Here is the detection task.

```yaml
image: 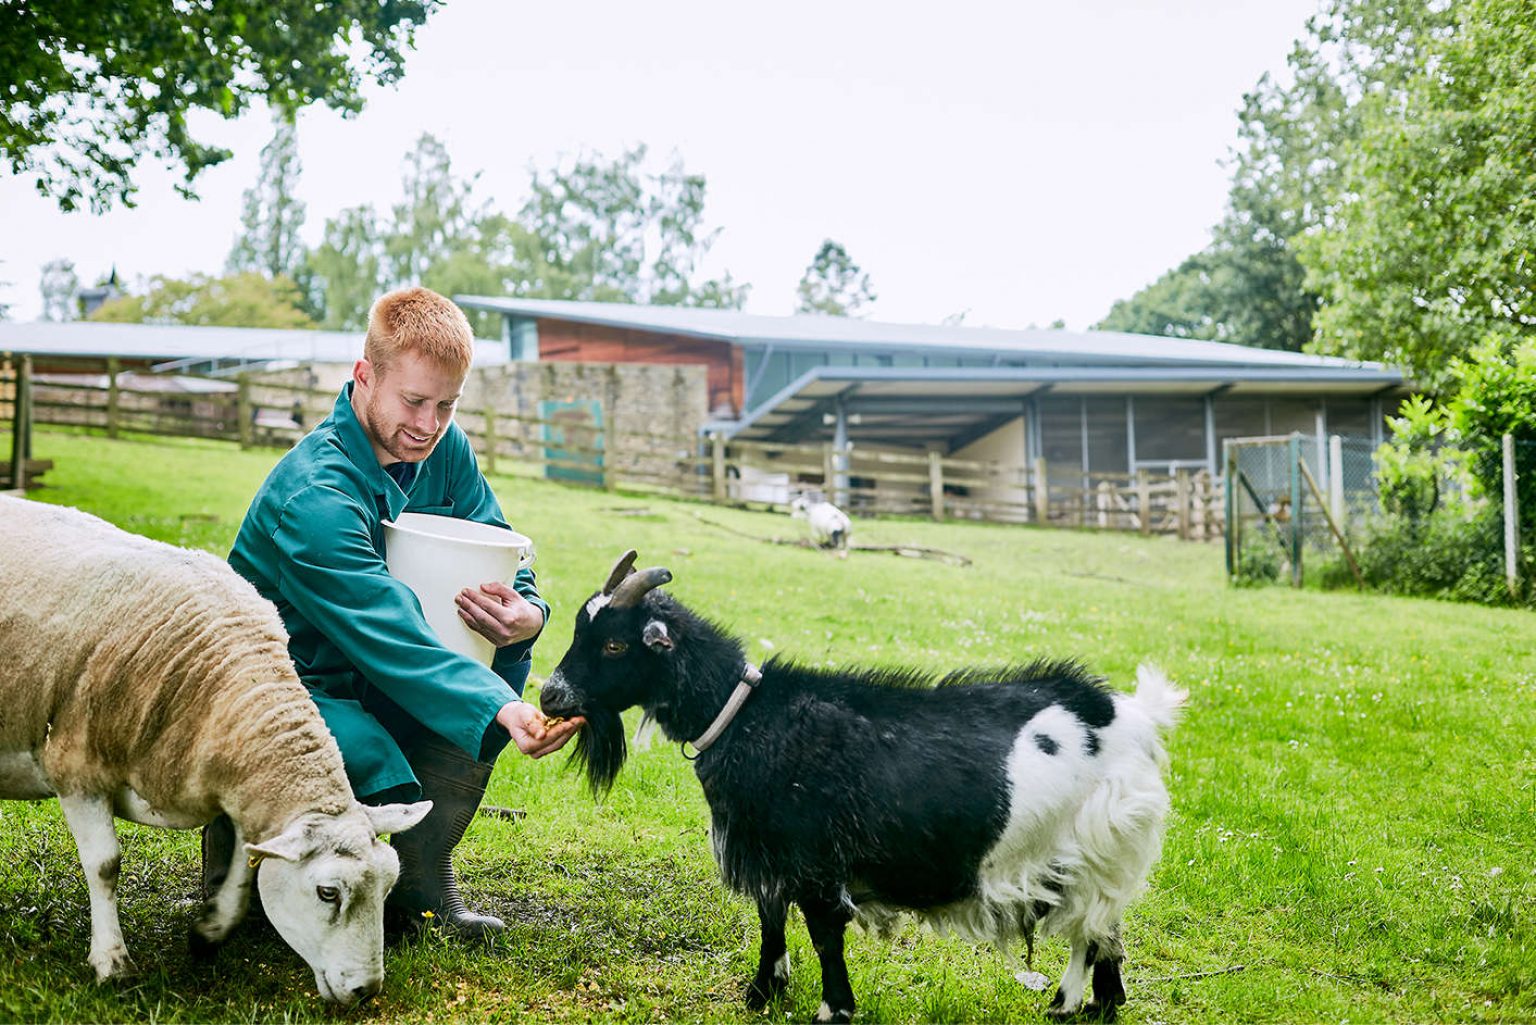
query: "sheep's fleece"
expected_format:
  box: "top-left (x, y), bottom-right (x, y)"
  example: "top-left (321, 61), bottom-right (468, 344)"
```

top-left (0, 496), bottom-right (428, 1005)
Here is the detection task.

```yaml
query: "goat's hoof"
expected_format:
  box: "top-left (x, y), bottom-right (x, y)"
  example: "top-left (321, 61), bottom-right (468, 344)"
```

top-left (1082, 1000), bottom-right (1119, 1023)
top-left (89, 947), bottom-right (134, 982)
top-left (188, 926), bottom-right (223, 963)
top-left (745, 978), bottom-right (784, 1010)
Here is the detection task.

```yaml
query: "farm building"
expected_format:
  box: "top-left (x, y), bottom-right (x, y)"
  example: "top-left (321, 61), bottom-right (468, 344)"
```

top-left (3, 306), bottom-right (1413, 532)
top-left (456, 297), bottom-right (1412, 514)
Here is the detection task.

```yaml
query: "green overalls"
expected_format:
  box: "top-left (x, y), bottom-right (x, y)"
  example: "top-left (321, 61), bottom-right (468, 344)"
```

top-left (229, 384), bottom-right (548, 801)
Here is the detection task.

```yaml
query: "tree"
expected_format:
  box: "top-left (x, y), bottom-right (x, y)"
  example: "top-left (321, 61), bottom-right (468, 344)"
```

top-left (517, 145), bottom-right (748, 308)
top-left (40, 258), bottom-right (80, 321)
top-left (1097, 0), bottom-right (1450, 351)
top-left (89, 273), bottom-right (314, 329)
top-left (795, 240), bottom-right (876, 317)
top-left (2, 0), bottom-right (438, 212)
top-left (1096, 229), bottom-right (1315, 348)
top-left (304, 140), bottom-right (749, 333)
top-left (306, 207), bottom-right (385, 331)
top-left (385, 134), bottom-right (482, 288)
top-left (1302, 0), bottom-right (1536, 389)
top-left (227, 121), bottom-right (308, 283)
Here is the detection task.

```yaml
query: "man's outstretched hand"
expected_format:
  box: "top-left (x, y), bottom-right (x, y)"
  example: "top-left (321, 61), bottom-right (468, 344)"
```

top-left (497, 700), bottom-right (583, 758)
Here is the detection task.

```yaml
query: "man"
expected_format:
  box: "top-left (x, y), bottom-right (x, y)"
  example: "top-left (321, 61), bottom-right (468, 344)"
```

top-left (219, 286), bottom-right (582, 939)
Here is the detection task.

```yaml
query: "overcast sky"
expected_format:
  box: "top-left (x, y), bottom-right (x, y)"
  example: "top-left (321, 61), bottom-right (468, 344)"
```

top-left (0, 0), bottom-right (1320, 331)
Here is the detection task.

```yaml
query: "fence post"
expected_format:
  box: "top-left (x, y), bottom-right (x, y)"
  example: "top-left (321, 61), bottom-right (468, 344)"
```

top-left (8, 356), bottom-right (31, 490)
top-left (482, 406), bottom-right (498, 476)
top-left (1033, 457), bottom-right (1049, 524)
top-left (236, 376), bottom-right (253, 450)
top-left (1176, 469), bottom-right (1191, 540)
top-left (1329, 434), bottom-right (1345, 527)
top-left (1504, 433), bottom-right (1520, 597)
top-left (712, 433), bottom-right (726, 503)
top-left (1224, 442), bottom-right (1237, 577)
top-left (1289, 433), bottom-right (1304, 587)
top-left (928, 450), bottom-right (944, 521)
top-left (106, 357), bottom-right (121, 439)
top-left (1138, 474), bottom-right (1152, 536)
top-left (1096, 480), bottom-right (1112, 528)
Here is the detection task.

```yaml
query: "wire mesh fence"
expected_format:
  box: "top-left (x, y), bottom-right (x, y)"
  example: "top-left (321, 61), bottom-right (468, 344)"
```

top-left (1224, 433), bottom-right (1375, 587)
top-left (1225, 430), bottom-right (1533, 603)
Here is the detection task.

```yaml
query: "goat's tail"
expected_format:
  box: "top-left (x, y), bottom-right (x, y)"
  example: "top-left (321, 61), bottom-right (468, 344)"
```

top-left (1127, 663), bottom-right (1186, 732)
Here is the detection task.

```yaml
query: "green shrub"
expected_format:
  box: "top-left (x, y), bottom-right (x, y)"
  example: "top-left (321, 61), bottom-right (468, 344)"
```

top-left (1233, 533), bottom-right (1284, 586)
top-left (1348, 505), bottom-right (1534, 606)
top-left (1443, 336), bottom-right (1536, 535)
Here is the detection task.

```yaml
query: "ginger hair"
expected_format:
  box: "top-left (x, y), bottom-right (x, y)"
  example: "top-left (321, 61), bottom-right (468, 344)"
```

top-left (364, 287), bottom-right (474, 377)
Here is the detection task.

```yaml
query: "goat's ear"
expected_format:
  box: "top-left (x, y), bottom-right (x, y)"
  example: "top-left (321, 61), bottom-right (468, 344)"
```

top-left (642, 619), bottom-right (673, 652)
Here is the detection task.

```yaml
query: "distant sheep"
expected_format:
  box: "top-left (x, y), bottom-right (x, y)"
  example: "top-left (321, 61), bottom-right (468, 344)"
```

top-left (541, 550), bottom-right (1184, 1023)
top-left (0, 496), bottom-right (430, 1005)
top-left (790, 493), bottom-right (851, 554)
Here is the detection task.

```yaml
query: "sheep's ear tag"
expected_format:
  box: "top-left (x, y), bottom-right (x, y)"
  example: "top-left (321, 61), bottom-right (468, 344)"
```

top-left (642, 619), bottom-right (673, 652)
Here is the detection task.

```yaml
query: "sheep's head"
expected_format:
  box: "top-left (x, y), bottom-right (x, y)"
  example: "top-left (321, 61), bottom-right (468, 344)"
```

top-left (541, 549), bottom-right (676, 795)
top-left (247, 800), bottom-right (430, 1005)
top-left (789, 494), bottom-right (811, 519)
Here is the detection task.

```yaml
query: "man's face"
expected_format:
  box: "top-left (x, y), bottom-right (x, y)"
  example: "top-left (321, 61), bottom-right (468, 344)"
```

top-left (353, 351), bottom-right (466, 465)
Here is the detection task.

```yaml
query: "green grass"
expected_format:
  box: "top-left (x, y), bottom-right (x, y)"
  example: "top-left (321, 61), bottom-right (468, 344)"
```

top-left (3, 426), bottom-right (1534, 1023)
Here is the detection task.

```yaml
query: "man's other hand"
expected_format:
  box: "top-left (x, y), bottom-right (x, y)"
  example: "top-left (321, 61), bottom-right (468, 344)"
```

top-left (457, 581), bottom-right (545, 647)
top-left (497, 700), bottom-right (584, 758)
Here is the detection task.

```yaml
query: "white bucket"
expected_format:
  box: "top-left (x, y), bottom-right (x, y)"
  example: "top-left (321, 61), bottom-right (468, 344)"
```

top-left (382, 512), bottom-right (535, 665)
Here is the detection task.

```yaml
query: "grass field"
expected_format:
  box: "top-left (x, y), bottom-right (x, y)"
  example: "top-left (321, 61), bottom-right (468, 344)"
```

top-left (2, 427), bottom-right (1533, 1023)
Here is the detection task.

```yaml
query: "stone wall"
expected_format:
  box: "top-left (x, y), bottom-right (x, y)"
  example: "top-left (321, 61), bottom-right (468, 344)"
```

top-left (248, 359), bottom-right (710, 487)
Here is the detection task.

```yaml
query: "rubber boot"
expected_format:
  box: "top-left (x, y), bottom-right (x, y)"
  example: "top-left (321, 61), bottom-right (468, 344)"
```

top-left (200, 814), bottom-right (265, 922)
top-left (385, 737), bottom-right (504, 941)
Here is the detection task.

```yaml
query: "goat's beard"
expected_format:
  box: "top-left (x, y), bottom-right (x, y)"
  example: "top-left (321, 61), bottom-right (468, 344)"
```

top-left (570, 707), bottom-right (628, 795)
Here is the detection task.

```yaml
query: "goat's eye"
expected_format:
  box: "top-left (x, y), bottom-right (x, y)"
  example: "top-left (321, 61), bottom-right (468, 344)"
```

top-left (317, 885), bottom-right (340, 904)
top-left (603, 639), bottom-right (628, 657)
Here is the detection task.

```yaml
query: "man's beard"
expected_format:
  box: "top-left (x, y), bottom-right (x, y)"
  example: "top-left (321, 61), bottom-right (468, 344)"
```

top-left (364, 394), bottom-right (440, 463)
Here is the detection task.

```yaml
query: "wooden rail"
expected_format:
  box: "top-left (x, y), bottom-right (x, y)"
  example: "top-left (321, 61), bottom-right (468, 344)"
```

top-left (1, 371), bottom-right (1224, 540)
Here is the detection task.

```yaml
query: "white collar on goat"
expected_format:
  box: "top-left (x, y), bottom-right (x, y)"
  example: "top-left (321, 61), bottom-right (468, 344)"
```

top-left (683, 663), bottom-right (762, 758)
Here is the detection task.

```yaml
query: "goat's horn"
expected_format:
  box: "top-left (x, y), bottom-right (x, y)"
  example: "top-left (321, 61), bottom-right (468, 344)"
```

top-left (608, 566), bottom-right (672, 609)
top-left (601, 550), bottom-right (639, 595)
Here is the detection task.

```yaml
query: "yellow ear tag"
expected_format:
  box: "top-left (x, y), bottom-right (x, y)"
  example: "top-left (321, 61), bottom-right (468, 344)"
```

top-left (248, 852), bottom-right (266, 869)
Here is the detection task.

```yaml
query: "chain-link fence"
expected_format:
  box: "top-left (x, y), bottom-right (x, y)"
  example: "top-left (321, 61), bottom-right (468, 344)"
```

top-left (1224, 433), bottom-right (1377, 586)
top-left (1226, 431), bottom-right (1534, 602)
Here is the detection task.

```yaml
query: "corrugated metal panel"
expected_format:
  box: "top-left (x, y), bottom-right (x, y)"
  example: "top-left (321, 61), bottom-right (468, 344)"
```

top-left (0, 321), bottom-right (508, 366)
top-left (456, 295), bottom-right (1400, 373)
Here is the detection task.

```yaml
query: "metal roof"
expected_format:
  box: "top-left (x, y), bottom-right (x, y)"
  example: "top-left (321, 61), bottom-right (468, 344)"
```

top-left (456, 296), bottom-right (1390, 372)
top-left (0, 321), bottom-right (508, 369)
top-left (710, 365), bottom-right (1411, 446)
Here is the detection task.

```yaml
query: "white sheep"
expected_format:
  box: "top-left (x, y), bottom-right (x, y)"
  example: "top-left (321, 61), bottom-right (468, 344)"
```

top-left (0, 496), bottom-right (430, 1005)
top-left (789, 493), bottom-right (852, 555)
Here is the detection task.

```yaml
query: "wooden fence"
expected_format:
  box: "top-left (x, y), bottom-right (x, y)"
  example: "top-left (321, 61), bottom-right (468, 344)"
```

top-left (0, 367), bottom-right (1223, 540)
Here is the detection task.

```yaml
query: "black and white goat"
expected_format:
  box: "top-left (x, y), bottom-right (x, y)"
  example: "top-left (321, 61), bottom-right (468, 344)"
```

top-left (540, 551), bottom-right (1184, 1023)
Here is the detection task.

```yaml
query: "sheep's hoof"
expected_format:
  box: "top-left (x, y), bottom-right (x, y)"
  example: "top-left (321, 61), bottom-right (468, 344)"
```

top-left (813, 1002), bottom-right (853, 1023)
